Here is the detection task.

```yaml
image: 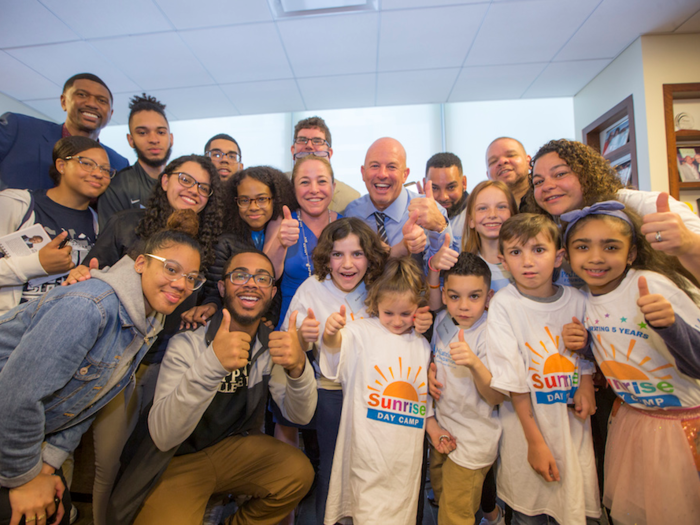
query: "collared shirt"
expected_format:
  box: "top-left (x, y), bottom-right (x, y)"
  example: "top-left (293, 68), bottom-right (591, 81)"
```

top-left (344, 188), bottom-right (451, 262)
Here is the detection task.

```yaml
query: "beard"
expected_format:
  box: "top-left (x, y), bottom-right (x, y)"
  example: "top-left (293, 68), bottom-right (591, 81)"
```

top-left (134, 143), bottom-right (172, 169)
top-left (224, 292), bottom-right (272, 327)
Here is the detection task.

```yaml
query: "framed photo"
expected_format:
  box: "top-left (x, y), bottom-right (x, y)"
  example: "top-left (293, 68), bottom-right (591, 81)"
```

top-left (610, 154), bottom-right (632, 186)
top-left (601, 116), bottom-right (630, 156)
top-left (677, 145), bottom-right (700, 182)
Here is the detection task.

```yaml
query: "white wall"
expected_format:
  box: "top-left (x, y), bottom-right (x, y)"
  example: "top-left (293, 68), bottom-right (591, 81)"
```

top-left (0, 91), bottom-right (52, 120)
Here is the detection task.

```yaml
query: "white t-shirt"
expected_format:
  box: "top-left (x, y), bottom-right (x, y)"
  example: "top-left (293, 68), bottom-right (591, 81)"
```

top-left (616, 188), bottom-right (700, 235)
top-left (431, 310), bottom-right (501, 469)
top-left (480, 255), bottom-right (512, 293)
top-left (488, 284), bottom-right (600, 524)
top-left (282, 276), bottom-right (369, 390)
top-left (319, 317), bottom-right (431, 525)
top-left (584, 268), bottom-right (700, 410)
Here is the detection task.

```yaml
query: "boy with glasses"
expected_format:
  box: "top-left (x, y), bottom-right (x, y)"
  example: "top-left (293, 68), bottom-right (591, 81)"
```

top-left (204, 133), bottom-right (243, 182)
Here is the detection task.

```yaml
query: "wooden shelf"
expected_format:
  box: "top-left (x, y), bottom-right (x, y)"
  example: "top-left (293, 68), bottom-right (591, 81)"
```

top-left (679, 181), bottom-right (700, 189)
top-left (676, 129), bottom-right (700, 142)
top-left (663, 83), bottom-right (700, 201)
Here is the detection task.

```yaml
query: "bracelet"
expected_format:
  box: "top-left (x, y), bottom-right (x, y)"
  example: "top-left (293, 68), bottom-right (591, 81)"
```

top-left (428, 256), bottom-right (438, 273)
top-left (429, 283), bottom-right (441, 289)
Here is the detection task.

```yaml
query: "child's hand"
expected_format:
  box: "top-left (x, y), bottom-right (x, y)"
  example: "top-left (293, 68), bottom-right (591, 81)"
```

top-left (562, 317), bottom-right (588, 351)
top-left (299, 308), bottom-right (320, 344)
top-left (324, 305), bottom-right (346, 338)
top-left (573, 375), bottom-right (596, 421)
top-left (413, 305), bottom-right (433, 334)
top-left (426, 416), bottom-right (457, 454)
top-left (402, 211), bottom-right (428, 254)
top-left (61, 258), bottom-right (98, 286)
top-left (428, 362), bottom-right (443, 400)
top-left (637, 276), bottom-right (675, 328)
top-left (278, 205), bottom-right (300, 248)
top-left (430, 233), bottom-right (459, 272)
top-left (449, 330), bottom-right (478, 368)
top-left (528, 441), bottom-right (560, 482)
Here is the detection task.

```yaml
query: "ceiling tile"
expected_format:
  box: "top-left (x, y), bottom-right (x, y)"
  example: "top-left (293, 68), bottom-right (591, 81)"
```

top-left (152, 0), bottom-right (273, 30)
top-left (523, 59), bottom-right (611, 98)
top-left (38, 0), bottom-right (173, 39)
top-left (557, 0), bottom-right (700, 60)
top-left (7, 42), bottom-right (141, 94)
top-left (381, 0), bottom-right (484, 8)
top-left (675, 8), bottom-right (700, 33)
top-left (90, 33), bottom-right (215, 90)
top-left (464, 0), bottom-right (599, 66)
top-left (181, 23), bottom-right (293, 83)
top-left (0, 0), bottom-right (78, 48)
top-left (220, 79), bottom-right (305, 115)
top-left (377, 68), bottom-right (460, 106)
top-left (278, 12), bottom-right (378, 77)
top-left (297, 73), bottom-right (375, 110)
top-left (378, 4), bottom-right (488, 71)
top-left (148, 85), bottom-right (239, 120)
top-left (0, 51), bottom-right (60, 100)
top-left (449, 63), bottom-right (547, 102)
top-left (19, 98), bottom-right (65, 123)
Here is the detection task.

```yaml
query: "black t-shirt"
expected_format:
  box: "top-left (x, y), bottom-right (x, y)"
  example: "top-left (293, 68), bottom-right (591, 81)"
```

top-left (21, 190), bottom-right (97, 302)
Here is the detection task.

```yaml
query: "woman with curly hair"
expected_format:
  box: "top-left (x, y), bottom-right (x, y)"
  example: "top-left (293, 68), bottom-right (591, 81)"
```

top-left (523, 138), bottom-right (700, 280)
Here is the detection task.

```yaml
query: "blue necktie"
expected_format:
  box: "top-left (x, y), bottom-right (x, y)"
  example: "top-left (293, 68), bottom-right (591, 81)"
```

top-left (374, 212), bottom-right (389, 244)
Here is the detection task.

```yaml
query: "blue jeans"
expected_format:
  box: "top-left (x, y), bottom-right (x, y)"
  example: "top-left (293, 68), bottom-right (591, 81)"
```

top-left (315, 389), bottom-right (343, 525)
top-left (512, 510), bottom-right (601, 525)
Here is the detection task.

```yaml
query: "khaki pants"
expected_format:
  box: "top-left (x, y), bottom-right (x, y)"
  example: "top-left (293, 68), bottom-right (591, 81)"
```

top-left (430, 445), bottom-right (491, 525)
top-left (133, 433), bottom-right (314, 525)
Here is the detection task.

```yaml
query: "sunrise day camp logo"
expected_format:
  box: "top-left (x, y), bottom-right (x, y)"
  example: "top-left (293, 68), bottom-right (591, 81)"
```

top-left (594, 334), bottom-right (681, 408)
top-left (528, 327), bottom-right (579, 405)
top-left (367, 357), bottom-right (428, 429)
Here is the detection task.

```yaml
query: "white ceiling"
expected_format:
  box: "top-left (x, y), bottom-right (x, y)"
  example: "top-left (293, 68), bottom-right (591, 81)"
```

top-left (1, 0), bottom-right (699, 125)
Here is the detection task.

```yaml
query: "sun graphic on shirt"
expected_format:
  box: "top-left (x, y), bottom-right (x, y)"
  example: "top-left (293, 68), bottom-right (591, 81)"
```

top-left (367, 357), bottom-right (427, 402)
top-left (594, 333), bottom-right (673, 381)
top-left (527, 326), bottom-right (576, 374)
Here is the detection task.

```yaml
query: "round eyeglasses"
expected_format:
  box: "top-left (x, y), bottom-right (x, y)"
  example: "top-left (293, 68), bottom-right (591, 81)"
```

top-left (235, 196), bottom-right (272, 209)
top-left (169, 172), bottom-right (213, 197)
top-left (64, 156), bottom-right (116, 178)
top-left (224, 271), bottom-right (274, 288)
top-left (145, 254), bottom-right (206, 291)
top-left (294, 137), bottom-right (330, 148)
top-left (206, 149), bottom-right (241, 162)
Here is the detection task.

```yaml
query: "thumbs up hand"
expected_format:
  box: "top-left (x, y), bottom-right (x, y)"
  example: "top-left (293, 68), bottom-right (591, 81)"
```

top-left (430, 233), bottom-right (458, 272)
top-left (449, 330), bottom-right (478, 368)
top-left (269, 310), bottom-right (306, 377)
top-left (408, 181), bottom-right (448, 232)
top-left (637, 275), bottom-right (675, 328)
top-left (212, 309), bottom-right (252, 372)
top-left (299, 308), bottom-right (321, 345)
top-left (563, 316), bottom-right (588, 352)
top-left (323, 305), bottom-right (346, 349)
top-left (640, 192), bottom-right (695, 258)
top-left (401, 211), bottom-right (427, 254)
top-left (278, 205), bottom-right (300, 248)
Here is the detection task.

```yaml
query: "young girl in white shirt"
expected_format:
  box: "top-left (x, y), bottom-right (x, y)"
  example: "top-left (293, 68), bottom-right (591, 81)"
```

top-left (562, 200), bottom-right (700, 525)
top-left (320, 256), bottom-right (447, 525)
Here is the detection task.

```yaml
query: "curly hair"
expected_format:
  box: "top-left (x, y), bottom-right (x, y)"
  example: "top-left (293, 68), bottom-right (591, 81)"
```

top-left (222, 166), bottom-right (297, 237)
top-left (142, 209), bottom-right (201, 256)
top-left (135, 155), bottom-right (224, 268)
top-left (462, 180), bottom-right (518, 254)
top-left (563, 203), bottom-right (700, 303)
top-left (365, 257), bottom-right (428, 317)
top-left (128, 93), bottom-right (167, 124)
top-left (312, 218), bottom-right (389, 287)
top-left (522, 139), bottom-right (625, 216)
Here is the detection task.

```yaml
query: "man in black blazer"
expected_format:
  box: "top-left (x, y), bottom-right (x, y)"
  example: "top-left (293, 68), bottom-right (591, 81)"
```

top-left (0, 72), bottom-right (128, 191)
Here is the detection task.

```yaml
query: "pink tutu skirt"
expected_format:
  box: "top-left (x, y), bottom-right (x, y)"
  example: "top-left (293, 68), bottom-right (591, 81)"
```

top-left (604, 401), bottom-right (700, 525)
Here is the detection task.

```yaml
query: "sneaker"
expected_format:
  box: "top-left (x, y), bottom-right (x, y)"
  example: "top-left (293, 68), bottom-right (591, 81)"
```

top-left (479, 505), bottom-right (505, 525)
top-left (69, 505), bottom-right (79, 525)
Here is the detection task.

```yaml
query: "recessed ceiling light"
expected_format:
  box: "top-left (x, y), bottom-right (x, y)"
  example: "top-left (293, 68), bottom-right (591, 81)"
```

top-left (281, 0), bottom-right (366, 12)
top-left (269, 0), bottom-right (377, 18)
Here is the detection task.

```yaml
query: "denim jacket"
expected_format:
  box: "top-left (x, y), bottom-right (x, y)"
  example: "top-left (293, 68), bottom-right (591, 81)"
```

top-left (0, 256), bottom-right (163, 488)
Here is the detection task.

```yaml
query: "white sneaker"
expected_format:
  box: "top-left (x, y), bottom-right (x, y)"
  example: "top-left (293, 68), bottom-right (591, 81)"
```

top-left (479, 505), bottom-right (505, 525)
top-left (69, 505), bottom-right (79, 525)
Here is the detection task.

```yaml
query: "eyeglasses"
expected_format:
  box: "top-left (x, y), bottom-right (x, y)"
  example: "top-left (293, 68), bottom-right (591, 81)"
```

top-left (145, 254), bottom-right (206, 291)
top-left (293, 150), bottom-right (330, 161)
top-left (236, 196), bottom-right (272, 209)
top-left (169, 172), bottom-right (213, 197)
top-left (64, 156), bottom-right (116, 178)
top-left (294, 137), bottom-right (330, 148)
top-left (225, 271), bottom-right (274, 288)
top-left (206, 149), bottom-right (241, 162)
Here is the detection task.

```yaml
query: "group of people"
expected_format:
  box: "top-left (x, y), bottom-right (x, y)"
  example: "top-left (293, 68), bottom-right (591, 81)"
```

top-left (0, 72), bottom-right (699, 525)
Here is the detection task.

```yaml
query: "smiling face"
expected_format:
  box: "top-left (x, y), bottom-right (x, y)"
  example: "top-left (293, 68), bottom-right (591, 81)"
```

top-left (294, 158), bottom-right (335, 218)
top-left (237, 176), bottom-right (273, 231)
top-left (486, 138), bottom-right (530, 189)
top-left (468, 185), bottom-right (512, 241)
top-left (442, 274), bottom-right (492, 330)
top-left (56, 147), bottom-right (111, 200)
top-left (161, 161), bottom-right (211, 214)
top-left (427, 165), bottom-right (465, 212)
top-left (218, 252), bottom-right (277, 326)
top-left (532, 152), bottom-right (584, 217)
top-left (567, 216), bottom-right (636, 295)
top-left (377, 291), bottom-right (419, 335)
top-left (128, 110), bottom-right (173, 168)
top-left (136, 243), bottom-right (201, 316)
top-left (329, 233), bottom-right (368, 293)
top-left (500, 232), bottom-right (564, 298)
top-left (61, 79), bottom-right (113, 134)
top-left (361, 138), bottom-right (410, 211)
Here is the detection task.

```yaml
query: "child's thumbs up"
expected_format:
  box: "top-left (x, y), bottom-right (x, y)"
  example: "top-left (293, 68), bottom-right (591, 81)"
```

top-left (339, 304), bottom-right (346, 320)
top-left (638, 275), bottom-right (650, 297)
top-left (637, 275), bottom-right (675, 328)
top-left (562, 316), bottom-right (588, 352)
top-left (402, 210), bottom-right (418, 236)
top-left (458, 329), bottom-right (465, 342)
top-left (442, 233), bottom-right (451, 249)
top-left (299, 307), bottom-right (320, 344)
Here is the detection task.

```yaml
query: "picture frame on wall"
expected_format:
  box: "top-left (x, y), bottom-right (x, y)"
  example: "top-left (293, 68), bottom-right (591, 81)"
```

top-left (610, 153), bottom-right (632, 186)
top-left (677, 145), bottom-right (700, 182)
top-left (601, 116), bottom-right (630, 156)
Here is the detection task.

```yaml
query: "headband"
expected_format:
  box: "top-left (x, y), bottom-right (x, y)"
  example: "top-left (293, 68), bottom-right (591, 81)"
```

top-left (561, 200), bottom-right (634, 244)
